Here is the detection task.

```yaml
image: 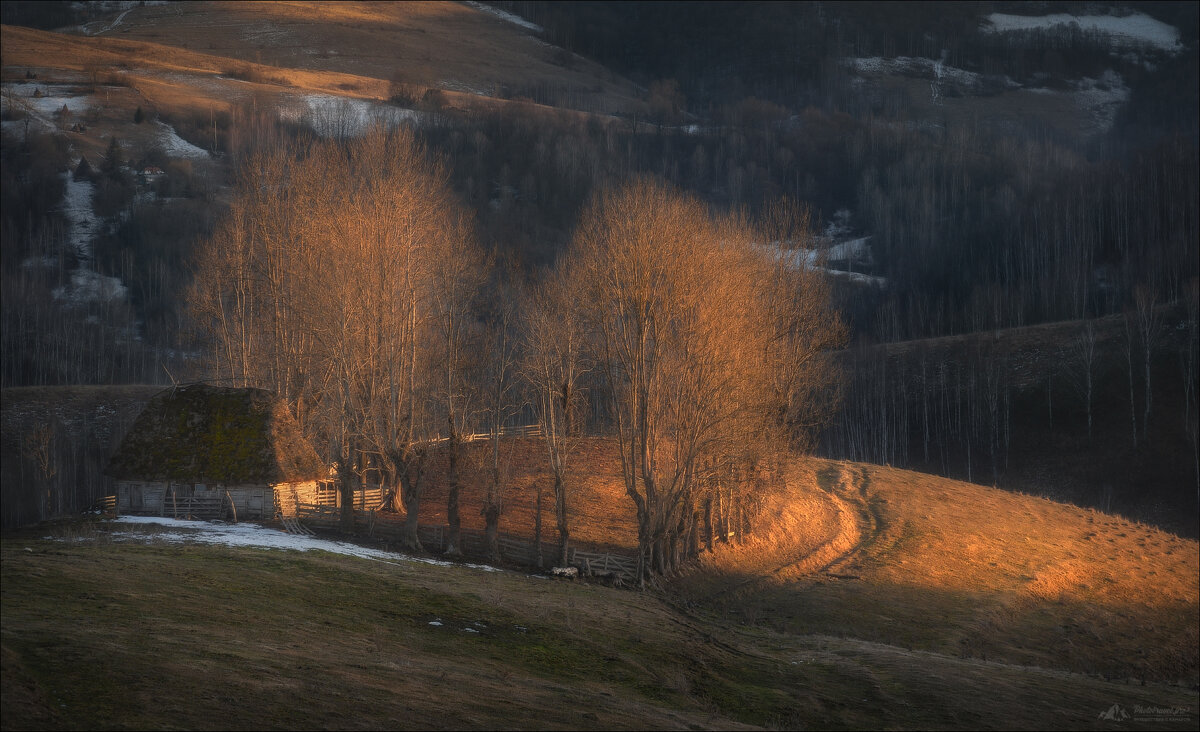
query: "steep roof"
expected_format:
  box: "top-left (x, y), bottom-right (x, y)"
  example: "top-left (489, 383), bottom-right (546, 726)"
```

top-left (107, 385), bottom-right (323, 484)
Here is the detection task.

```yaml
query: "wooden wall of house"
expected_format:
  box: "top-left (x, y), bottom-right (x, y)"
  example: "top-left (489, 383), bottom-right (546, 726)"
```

top-left (274, 480), bottom-right (329, 517)
top-left (115, 479), bottom-right (387, 521)
top-left (116, 481), bottom-right (278, 520)
top-left (273, 481), bottom-right (388, 516)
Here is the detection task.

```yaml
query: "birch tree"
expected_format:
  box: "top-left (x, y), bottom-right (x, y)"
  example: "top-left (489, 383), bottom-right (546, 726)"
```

top-left (565, 178), bottom-right (843, 582)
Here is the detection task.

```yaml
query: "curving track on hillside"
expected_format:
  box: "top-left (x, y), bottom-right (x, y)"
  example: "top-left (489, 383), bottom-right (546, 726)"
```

top-left (675, 462), bottom-right (878, 605)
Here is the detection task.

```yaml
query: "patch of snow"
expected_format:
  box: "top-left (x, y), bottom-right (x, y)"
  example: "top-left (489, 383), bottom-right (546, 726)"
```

top-left (1064, 69), bottom-right (1130, 132)
top-left (154, 120), bottom-right (209, 159)
top-left (58, 173), bottom-right (101, 261)
top-left (93, 5), bottom-right (134, 34)
top-left (3, 83), bottom-right (93, 124)
top-left (107, 516), bottom-right (502, 571)
top-left (438, 80), bottom-right (493, 96)
top-left (428, 620), bottom-right (444, 626)
top-left (52, 269), bottom-right (128, 304)
top-left (824, 209), bottom-right (854, 239)
top-left (842, 56), bottom-right (1018, 96)
top-left (287, 95), bottom-right (427, 138)
top-left (982, 12), bottom-right (1183, 54)
top-left (465, 1), bottom-right (543, 33)
top-left (754, 239), bottom-right (886, 287)
top-left (826, 236), bottom-right (874, 264)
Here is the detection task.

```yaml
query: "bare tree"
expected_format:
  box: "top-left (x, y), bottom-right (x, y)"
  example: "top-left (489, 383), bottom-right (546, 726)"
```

top-left (1122, 311), bottom-right (1139, 449)
top-left (565, 179), bottom-right (843, 582)
top-left (478, 282), bottom-right (520, 563)
top-left (1134, 284), bottom-right (1163, 441)
top-left (23, 421), bottom-right (59, 519)
top-left (188, 127), bottom-right (479, 552)
top-left (520, 268), bottom-right (589, 567)
top-left (1064, 321), bottom-right (1099, 439)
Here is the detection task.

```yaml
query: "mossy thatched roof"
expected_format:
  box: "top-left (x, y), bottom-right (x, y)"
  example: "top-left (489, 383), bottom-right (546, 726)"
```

top-left (107, 385), bottom-right (323, 484)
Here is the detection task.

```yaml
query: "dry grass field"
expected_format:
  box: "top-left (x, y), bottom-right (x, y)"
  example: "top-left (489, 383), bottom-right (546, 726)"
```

top-left (672, 458), bottom-right (1200, 686)
top-left (2, 0), bottom-right (644, 123)
top-left (419, 437), bottom-right (1198, 685)
top-left (417, 437), bottom-right (640, 554)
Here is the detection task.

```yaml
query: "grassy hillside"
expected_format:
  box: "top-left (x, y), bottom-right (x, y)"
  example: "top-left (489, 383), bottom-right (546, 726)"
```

top-left (672, 459), bottom-right (1199, 686)
top-left (3, 509), bottom-right (1197, 731)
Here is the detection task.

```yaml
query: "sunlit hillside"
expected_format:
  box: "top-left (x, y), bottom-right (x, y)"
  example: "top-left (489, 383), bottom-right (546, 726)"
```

top-left (672, 458), bottom-right (1200, 684)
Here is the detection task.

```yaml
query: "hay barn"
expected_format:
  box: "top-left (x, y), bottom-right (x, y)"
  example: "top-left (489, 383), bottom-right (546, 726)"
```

top-left (107, 385), bottom-right (327, 520)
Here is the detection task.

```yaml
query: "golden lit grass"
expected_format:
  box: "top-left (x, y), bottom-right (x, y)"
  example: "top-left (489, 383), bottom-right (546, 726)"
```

top-left (677, 458), bottom-right (1200, 684)
top-left (1, 24), bottom-right (390, 101)
top-left (4, 522), bottom-right (1197, 730)
top-left (67, 1), bottom-right (645, 116)
top-left (3, 11), bottom-right (640, 151)
top-left (419, 437), bottom-right (640, 554)
top-left (670, 459), bottom-right (859, 600)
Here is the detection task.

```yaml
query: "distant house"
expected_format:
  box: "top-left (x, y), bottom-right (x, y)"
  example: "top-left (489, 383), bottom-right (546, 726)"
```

top-left (107, 385), bottom-right (326, 521)
top-left (138, 166), bottom-right (165, 184)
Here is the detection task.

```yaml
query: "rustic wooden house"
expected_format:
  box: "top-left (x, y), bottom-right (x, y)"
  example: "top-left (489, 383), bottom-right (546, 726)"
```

top-left (106, 385), bottom-right (326, 520)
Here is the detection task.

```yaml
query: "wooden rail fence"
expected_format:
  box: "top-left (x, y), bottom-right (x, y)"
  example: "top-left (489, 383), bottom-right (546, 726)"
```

top-left (291, 503), bottom-right (636, 581)
top-left (93, 495), bottom-right (117, 515)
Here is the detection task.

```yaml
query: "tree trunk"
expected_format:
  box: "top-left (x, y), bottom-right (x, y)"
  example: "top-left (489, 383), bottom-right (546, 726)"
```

top-left (483, 499), bottom-right (501, 563)
top-left (554, 472), bottom-right (570, 567)
top-left (703, 495), bottom-right (714, 552)
top-left (445, 432), bottom-right (462, 557)
top-left (395, 449), bottom-right (425, 552)
top-left (534, 481), bottom-right (544, 569)
top-left (338, 459), bottom-right (357, 534)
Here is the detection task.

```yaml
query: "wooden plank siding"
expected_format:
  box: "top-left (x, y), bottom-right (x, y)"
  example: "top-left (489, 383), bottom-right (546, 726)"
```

top-left (116, 480), bottom-right (280, 521)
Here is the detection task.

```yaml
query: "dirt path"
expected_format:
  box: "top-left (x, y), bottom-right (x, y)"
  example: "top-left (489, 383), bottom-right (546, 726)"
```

top-left (669, 461), bottom-right (877, 605)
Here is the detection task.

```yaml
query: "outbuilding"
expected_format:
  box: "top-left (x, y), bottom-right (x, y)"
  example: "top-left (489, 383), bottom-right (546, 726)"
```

top-left (107, 385), bottom-right (326, 520)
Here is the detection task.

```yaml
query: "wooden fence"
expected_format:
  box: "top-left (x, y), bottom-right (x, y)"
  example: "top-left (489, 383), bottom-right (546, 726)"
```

top-left (569, 548), bottom-right (638, 580)
top-left (93, 495), bottom-right (117, 515)
top-left (292, 503), bottom-right (636, 581)
top-left (421, 423), bottom-right (543, 445)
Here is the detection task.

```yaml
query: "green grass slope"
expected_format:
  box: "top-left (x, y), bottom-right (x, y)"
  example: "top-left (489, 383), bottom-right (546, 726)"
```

top-left (3, 508), bottom-right (1196, 730)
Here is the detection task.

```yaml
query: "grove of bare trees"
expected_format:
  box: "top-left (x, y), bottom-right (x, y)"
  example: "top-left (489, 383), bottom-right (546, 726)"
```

top-left (188, 126), bottom-right (486, 550)
top-left (559, 179), bottom-right (844, 581)
top-left (185, 128), bottom-right (844, 582)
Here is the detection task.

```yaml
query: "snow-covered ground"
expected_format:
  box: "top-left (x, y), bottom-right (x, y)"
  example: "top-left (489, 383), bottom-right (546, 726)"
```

top-left (1, 83), bottom-right (92, 133)
top-left (845, 56), bottom-right (1011, 89)
top-left (983, 12), bottom-right (1183, 54)
top-left (1070, 69), bottom-right (1130, 131)
top-left (1023, 69), bottom-right (1130, 132)
top-left (103, 516), bottom-right (502, 572)
top-left (281, 94), bottom-right (426, 138)
top-left (756, 237), bottom-right (886, 287)
top-left (58, 173), bottom-right (102, 261)
top-left (465, 1), bottom-right (543, 33)
top-left (50, 171), bottom-right (134, 305)
top-left (154, 120), bottom-right (210, 159)
top-left (52, 268), bottom-right (129, 304)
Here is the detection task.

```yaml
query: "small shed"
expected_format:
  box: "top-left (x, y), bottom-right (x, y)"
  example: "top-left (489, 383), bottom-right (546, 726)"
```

top-left (106, 385), bottom-right (325, 520)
